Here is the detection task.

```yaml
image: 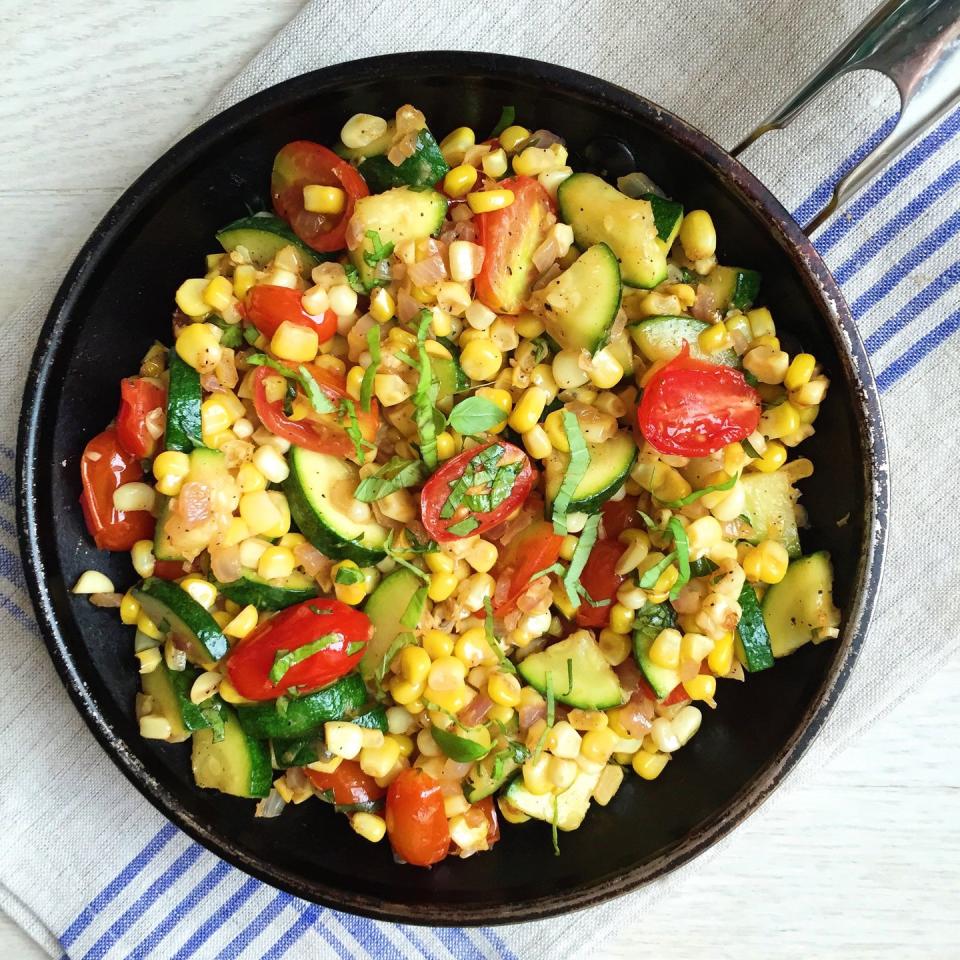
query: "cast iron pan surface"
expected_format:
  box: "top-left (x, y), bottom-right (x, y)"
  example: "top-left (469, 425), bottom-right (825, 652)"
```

top-left (17, 53), bottom-right (887, 924)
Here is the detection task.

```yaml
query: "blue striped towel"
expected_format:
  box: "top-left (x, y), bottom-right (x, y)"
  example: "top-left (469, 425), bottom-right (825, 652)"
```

top-left (1, 1), bottom-right (958, 957)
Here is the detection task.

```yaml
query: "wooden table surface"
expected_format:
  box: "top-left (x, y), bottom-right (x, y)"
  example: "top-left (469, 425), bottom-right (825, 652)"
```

top-left (2, 3), bottom-right (958, 957)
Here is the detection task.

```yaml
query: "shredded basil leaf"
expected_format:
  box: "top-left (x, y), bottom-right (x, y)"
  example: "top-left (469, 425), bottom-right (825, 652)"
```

top-left (666, 516), bottom-right (690, 600)
top-left (741, 438), bottom-right (761, 459)
top-left (562, 512), bottom-right (601, 608)
top-left (529, 561), bottom-right (566, 581)
top-left (484, 596), bottom-right (516, 675)
top-left (269, 634), bottom-right (340, 685)
top-left (447, 517), bottom-right (480, 536)
top-left (344, 263), bottom-right (366, 293)
top-left (308, 604), bottom-right (331, 615)
top-left (638, 551), bottom-right (677, 589)
top-left (375, 631), bottom-right (416, 688)
top-left (689, 556), bottom-right (718, 578)
top-left (658, 472), bottom-right (738, 508)
top-left (552, 412), bottom-right (590, 534)
top-left (275, 695), bottom-right (290, 716)
top-left (338, 397), bottom-right (370, 463)
top-left (577, 583), bottom-right (610, 607)
top-left (246, 354), bottom-right (336, 414)
top-left (345, 641), bottom-right (365, 656)
top-left (334, 565), bottom-right (364, 586)
top-left (400, 586), bottom-right (428, 629)
top-left (360, 326), bottom-right (381, 413)
top-left (363, 229), bottom-right (395, 269)
top-left (489, 105), bottom-right (516, 139)
top-left (354, 456), bottom-right (424, 503)
top-left (384, 531), bottom-right (431, 583)
top-left (551, 797), bottom-right (561, 856)
top-left (242, 324), bottom-right (261, 346)
top-left (448, 395), bottom-right (510, 435)
top-left (410, 310), bottom-right (440, 468)
top-left (565, 657), bottom-right (574, 697)
top-left (533, 672), bottom-right (556, 761)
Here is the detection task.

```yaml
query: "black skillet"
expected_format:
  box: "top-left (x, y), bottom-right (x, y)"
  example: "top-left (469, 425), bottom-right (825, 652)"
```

top-left (17, 43), bottom-right (908, 923)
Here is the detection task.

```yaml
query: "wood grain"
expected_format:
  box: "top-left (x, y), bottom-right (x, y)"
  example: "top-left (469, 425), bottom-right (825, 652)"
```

top-left (2, 3), bottom-right (958, 958)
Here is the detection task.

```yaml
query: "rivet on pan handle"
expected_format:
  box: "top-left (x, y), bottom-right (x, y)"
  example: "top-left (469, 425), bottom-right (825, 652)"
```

top-left (730, 0), bottom-right (960, 236)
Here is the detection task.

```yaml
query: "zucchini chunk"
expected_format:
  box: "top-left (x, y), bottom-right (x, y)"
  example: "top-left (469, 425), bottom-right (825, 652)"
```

top-left (700, 265), bottom-right (761, 312)
top-left (629, 315), bottom-right (739, 368)
top-left (545, 431), bottom-right (637, 515)
top-left (762, 552), bottom-right (840, 658)
top-left (165, 350), bottom-right (202, 453)
top-left (355, 129), bottom-right (449, 192)
top-left (132, 577), bottom-right (228, 665)
top-left (632, 601), bottom-right (680, 699)
top-left (518, 632), bottom-right (624, 710)
top-left (505, 766), bottom-right (602, 831)
top-left (643, 193), bottom-right (684, 250)
top-left (740, 471), bottom-right (802, 559)
top-left (216, 214), bottom-right (322, 271)
top-left (214, 569), bottom-right (318, 611)
top-left (153, 495), bottom-right (183, 564)
top-left (192, 704), bottom-right (273, 799)
top-left (361, 568), bottom-right (428, 685)
top-left (735, 583), bottom-right (775, 672)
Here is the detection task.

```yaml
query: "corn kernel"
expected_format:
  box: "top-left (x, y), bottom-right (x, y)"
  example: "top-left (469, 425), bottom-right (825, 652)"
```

top-left (368, 286), bottom-right (395, 324)
top-left (136, 612), bottom-right (163, 641)
top-left (232, 264), bottom-right (257, 299)
top-left (498, 125), bottom-right (531, 153)
top-left (422, 629), bottom-right (454, 659)
top-left (708, 631), bottom-right (735, 675)
top-left (224, 604), bottom-right (258, 639)
top-left (303, 184), bottom-right (346, 214)
top-left (325, 721), bottom-right (364, 760)
top-left (239, 490), bottom-right (282, 536)
top-left (759, 402), bottom-right (801, 439)
top-left (425, 553), bottom-right (455, 575)
top-left (698, 322), bottom-right (733, 355)
top-left (632, 749), bottom-right (670, 780)
top-left (682, 674), bottom-right (717, 702)
top-left (598, 629), bottom-right (631, 666)
top-left (608, 603), bottom-right (635, 635)
top-left (152, 451), bottom-right (191, 497)
top-left (743, 540), bottom-right (789, 584)
top-left (678, 210), bottom-right (716, 261)
top-left (443, 163), bottom-right (479, 198)
top-left (509, 386), bottom-right (548, 433)
top-left (581, 727), bottom-right (618, 764)
top-left (175, 278), bottom-right (211, 317)
top-left (175, 323), bottom-right (221, 372)
top-left (257, 546), bottom-right (295, 581)
top-left (131, 540), bottom-right (156, 579)
top-left (481, 148), bottom-right (508, 178)
top-left (586, 347), bottom-right (624, 389)
top-left (466, 189), bottom-right (514, 214)
top-left (359, 736), bottom-right (402, 779)
top-left (465, 540), bottom-right (498, 574)
top-left (180, 576), bottom-right (218, 610)
top-left (460, 338), bottom-right (503, 381)
top-left (271, 320), bottom-right (318, 363)
top-left (439, 126), bottom-right (476, 165)
top-left (522, 755), bottom-right (552, 795)
top-left (120, 591), bottom-right (141, 626)
top-left (428, 571), bottom-right (458, 602)
top-left (398, 645), bottom-right (432, 686)
top-left (746, 307), bottom-right (776, 339)
top-left (648, 628), bottom-right (681, 670)
top-left (680, 632), bottom-right (714, 665)
top-left (784, 353), bottom-right (816, 391)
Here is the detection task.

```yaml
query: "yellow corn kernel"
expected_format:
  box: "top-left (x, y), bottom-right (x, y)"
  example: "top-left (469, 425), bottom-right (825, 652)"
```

top-left (152, 450), bottom-right (191, 497)
top-left (175, 323), bottom-right (221, 372)
top-left (454, 627), bottom-right (494, 668)
top-left (131, 540), bottom-right (156, 579)
top-left (680, 632), bottom-right (714, 665)
top-left (746, 307), bottom-right (776, 339)
top-left (460, 338), bottom-right (503, 381)
top-left (648, 628), bottom-right (682, 670)
top-left (698, 322), bottom-right (733, 355)
top-left (389, 676), bottom-right (425, 706)
top-left (519, 424), bottom-right (550, 460)
top-left (428, 655), bottom-right (468, 691)
top-left (303, 184), bottom-right (346, 214)
top-left (201, 396), bottom-right (237, 439)
top-left (120, 591), bottom-right (141, 626)
top-left (343, 365), bottom-right (364, 401)
top-left (743, 540), bottom-right (789, 584)
top-left (498, 125), bottom-right (531, 153)
top-left (682, 673), bottom-right (717, 702)
top-left (398, 645), bottom-right (432, 686)
top-left (425, 553), bottom-right (455, 576)
top-left (200, 277), bottom-right (232, 314)
top-left (784, 353), bottom-right (816, 391)
top-left (512, 143), bottom-right (568, 177)
top-left (508, 386), bottom-right (548, 433)
top-left (581, 727), bottom-right (619, 764)
top-left (543, 409), bottom-right (570, 452)
top-left (633, 749), bottom-right (670, 780)
top-left (522, 755), bottom-right (553, 795)
top-left (609, 603), bottom-right (635, 635)
top-left (368, 286), bottom-right (395, 323)
top-left (482, 148), bottom-right (509, 178)
top-left (350, 811), bottom-right (387, 843)
top-left (516, 314), bottom-right (545, 339)
top-left (175, 278), bottom-right (211, 317)
top-left (271, 320), bottom-right (318, 363)
top-left (423, 684), bottom-right (468, 714)
top-left (707, 631), bottom-right (735, 676)
top-left (224, 604), bottom-right (258, 639)
top-left (443, 163), bottom-right (479, 198)
top-left (551, 579), bottom-right (578, 619)
top-left (439, 126), bottom-right (476, 165)
top-left (216, 678), bottom-right (250, 705)
top-left (232, 264), bottom-right (257, 300)
top-left (180, 576), bottom-right (218, 610)
top-left (465, 540), bottom-right (498, 574)
top-left (359, 736), bottom-right (402, 779)
top-left (558, 534), bottom-right (578, 562)
top-left (422, 629), bottom-right (454, 660)
top-left (257, 546), bottom-right (295, 582)
top-left (678, 210), bottom-right (716, 261)
top-left (753, 440), bottom-right (787, 473)
top-left (487, 671), bottom-right (522, 707)
top-left (466, 189), bottom-right (515, 214)
top-left (238, 491), bottom-right (281, 537)
top-left (759, 402), bottom-right (801, 439)
top-left (332, 559), bottom-right (367, 605)
top-left (211, 610), bottom-right (232, 629)
top-left (428, 571), bottom-right (459, 602)
top-left (433, 431), bottom-right (455, 460)
top-left (136, 612), bottom-right (163, 641)
top-left (237, 464), bottom-right (267, 496)
top-left (598, 629), bottom-right (631, 666)
top-left (587, 348), bottom-right (624, 389)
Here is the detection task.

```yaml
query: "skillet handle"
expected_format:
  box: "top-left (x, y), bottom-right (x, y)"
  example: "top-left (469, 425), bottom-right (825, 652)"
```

top-left (730, 0), bottom-right (960, 236)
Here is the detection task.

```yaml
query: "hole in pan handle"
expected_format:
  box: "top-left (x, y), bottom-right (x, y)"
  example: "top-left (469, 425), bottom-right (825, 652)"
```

top-left (730, 0), bottom-right (960, 236)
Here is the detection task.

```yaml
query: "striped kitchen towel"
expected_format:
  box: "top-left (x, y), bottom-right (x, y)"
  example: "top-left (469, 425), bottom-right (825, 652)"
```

top-left (1, 0), bottom-right (959, 957)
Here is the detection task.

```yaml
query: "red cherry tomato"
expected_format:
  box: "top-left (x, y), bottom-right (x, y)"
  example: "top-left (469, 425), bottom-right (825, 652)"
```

top-left (252, 363), bottom-right (378, 460)
top-left (420, 441), bottom-right (535, 542)
top-left (638, 344), bottom-right (761, 457)
top-left (304, 759), bottom-right (385, 805)
top-left (79, 428), bottom-right (155, 551)
top-left (153, 559), bottom-right (190, 580)
top-left (271, 141), bottom-right (368, 253)
top-left (602, 495), bottom-right (641, 540)
top-left (116, 377), bottom-right (166, 459)
top-left (474, 176), bottom-right (553, 314)
top-left (575, 538), bottom-right (627, 628)
top-left (245, 285), bottom-right (337, 341)
top-left (476, 796), bottom-right (500, 847)
top-left (225, 598), bottom-right (372, 701)
top-left (385, 769), bottom-right (450, 867)
top-left (491, 519), bottom-right (564, 617)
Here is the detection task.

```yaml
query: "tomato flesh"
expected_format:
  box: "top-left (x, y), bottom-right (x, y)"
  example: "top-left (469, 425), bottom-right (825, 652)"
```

top-left (474, 176), bottom-right (553, 314)
top-left (385, 769), bottom-right (450, 867)
top-left (80, 428), bottom-right (155, 551)
top-left (602, 495), bottom-right (642, 539)
top-left (271, 141), bottom-right (368, 253)
top-left (116, 377), bottom-right (166, 459)
top-left (575, 538), bottom-right (627, 628)
top-left (638, 344), bottom-right (761, 457)
top-left (492, 519), bottom-right (564, 616)
top-left (252, 363), bottom-right (378, 460)
top-left (245, 285), bottom-right (337, 341)
top-left (420, 441), bottom-right (535, 542)
top-left (305, 760), bottom-right (385, 805)
top-left (225, 598), bottom-right (372, 701)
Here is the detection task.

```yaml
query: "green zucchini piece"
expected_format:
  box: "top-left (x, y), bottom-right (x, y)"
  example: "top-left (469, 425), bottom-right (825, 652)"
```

top-left (629, 315), bottom-right (739, 368)
top-left (215, 569), bottom-right (318, 611)
top-left (140, 662), bottom-right (194, 742)
top-left (357, 129), bottom-right (450, 192)
top-left (735, 583), bottom-right (774, 672)
top-left (234, 673), bottom-right (368, 740)
top-left (283, 447), bottom-right (389, 565)
top-left (700, 265), bottom-right (761, 312)
top-left (464, 751), bottom-right (523, 803)
top-left (271, 703), bottom-right (387, 767)
top-left (530, 243), bottom-right (623, 354)
top-left (632, 601), bottom-right (680, 699)
top-left (740, 471), bottom-right (802, 559)
top-left (361, 568), bottom-right (427, 686)
top-left (433, 351), bottom-right (469, 410)
top-left (545, 431), bottom-right (637, 515)
top-left (518, 632), bottom-right (624, 711)
top-left (216, 214), bottom-right (322, 271)
top-left (165, 350), bottom-right (202, 453)
top-left (642, 193), bottom-right (683, 250)
top-left (132, 578), bottom-right (228, 665)
top-left (504, 766), bottom-right (602, 831)
top-left (192, 704), bottom-right (272, 799)
top-left (557, 172), bottom-right (666, 288)
top-left (762, 552), bottom-right (840, 658)
top-left (208, 314), bottom-right (244, 349)
top-left (153, 495), bottom-right (184, 563)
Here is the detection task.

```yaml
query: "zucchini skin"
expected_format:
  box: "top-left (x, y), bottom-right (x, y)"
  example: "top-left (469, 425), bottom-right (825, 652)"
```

top-left (132, 577), bottom-right (228, 664)
top-left (214, 571), bottom-right (319, 611)
top-left (165, 351), bottom-right (203, 453)
top-left (357, 130), bottom-right (449, 191)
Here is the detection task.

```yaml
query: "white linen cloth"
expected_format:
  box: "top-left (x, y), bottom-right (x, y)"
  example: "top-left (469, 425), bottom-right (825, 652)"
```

top-left (1, 1), bottom-right (958, 957)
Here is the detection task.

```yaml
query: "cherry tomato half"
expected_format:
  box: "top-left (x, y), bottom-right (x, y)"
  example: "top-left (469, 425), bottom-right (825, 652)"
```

top-left (575, 538), bottom-right (627, 629)
top-left (474, 176), bottom-right (553, 314)
top-left (252, 363), bottom-right (378, 461)
top-left (385, 769), bottom-right (450, 867)
top-left (421, 441), bottom-right (535, 542)
top-left (79, 428), bottom-right (155, 551)
top-left (601, 495), bottom-right (641, 540)
top-left (116, 377), bottom-right (166, 459)
top-left (304, 759), bottom-right (385, 806)
top-left (638, 344), bottom-right (761, 457)
top-left (271, 141), bottom-right (368, 253)
top-left (492, 519), bottom-right (564, 617)
top-left (245, 285), bottom-right (337, 341)
top-left (225, 598), bottom-right (372, 701)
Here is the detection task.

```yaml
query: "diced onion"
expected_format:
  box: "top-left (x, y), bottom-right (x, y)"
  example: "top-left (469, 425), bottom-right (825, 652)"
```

top-left (72, 570), bottom-right (116, 595)
top-left (255, 789), bottom-right (287, 819)
top-left (616, 171), bottom-right (665, 198)
top-left (89, 592), bottom-right (123, 608)
top-left (144, 407), bottom-right (166, 440)
top-left (209, 545), bottom-right (243, 583)
top-left (408, 254), bottom-right (448, 291)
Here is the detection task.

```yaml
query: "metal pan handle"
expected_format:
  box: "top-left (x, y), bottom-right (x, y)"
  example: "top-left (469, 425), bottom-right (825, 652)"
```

top-left (730, 0), bottom-right (960, 235)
